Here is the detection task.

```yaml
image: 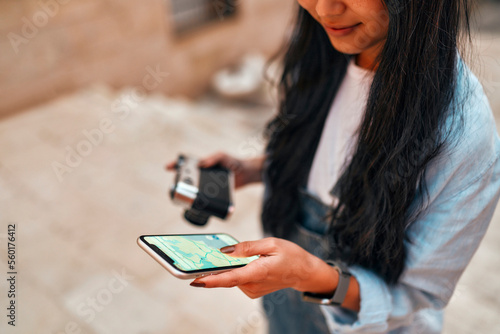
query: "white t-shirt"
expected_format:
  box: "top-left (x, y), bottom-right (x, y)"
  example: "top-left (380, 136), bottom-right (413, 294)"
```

top-left (307, 60), bottom-right (374, 205)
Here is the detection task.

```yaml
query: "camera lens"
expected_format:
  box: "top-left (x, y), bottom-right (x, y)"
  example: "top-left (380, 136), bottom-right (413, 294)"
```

top-left (184, 209), bottom-right (210, 226)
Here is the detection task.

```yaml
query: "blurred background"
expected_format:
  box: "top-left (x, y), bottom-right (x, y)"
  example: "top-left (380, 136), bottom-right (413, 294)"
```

top-left (0, 0), bottom-right (499, 333)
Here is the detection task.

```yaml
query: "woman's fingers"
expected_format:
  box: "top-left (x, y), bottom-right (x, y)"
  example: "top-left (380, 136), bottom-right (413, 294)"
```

top-left (165, 160), bottom-right (177, 170)
top-left (165, 152), bottom-right (235, 170)
top-left (198, 152), bottom-right (227, 168)
top-left (221, 238), bottom-right (280, 258)
top-left (199, 152), bottom-right (243, 171)
top-left (239, 284), bottom-right (278, 299)
top-left (191, 268), bottom-right (248, 289)
top-left (191, 261), bottom-right (268, 289)
top-left (188, 238), bottom-right (315, 297)
top-left (190, 239), bottom-right (283, 289)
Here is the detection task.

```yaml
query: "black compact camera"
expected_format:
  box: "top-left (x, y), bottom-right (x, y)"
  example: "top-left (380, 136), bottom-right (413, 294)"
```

top-left (170, 155), bottom-right (234, 226)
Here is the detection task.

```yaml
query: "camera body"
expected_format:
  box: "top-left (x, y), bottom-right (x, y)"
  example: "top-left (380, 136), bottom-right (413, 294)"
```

top-left (170, 155), bottom-right (234, 226)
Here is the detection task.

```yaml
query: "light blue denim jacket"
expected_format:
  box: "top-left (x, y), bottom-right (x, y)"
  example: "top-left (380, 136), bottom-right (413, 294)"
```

top-left (318, 61), bottom-right (500, 333)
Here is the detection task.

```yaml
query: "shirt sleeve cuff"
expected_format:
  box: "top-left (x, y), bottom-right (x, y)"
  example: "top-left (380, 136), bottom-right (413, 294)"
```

top-left (320, 265), bottom-right (392, 333)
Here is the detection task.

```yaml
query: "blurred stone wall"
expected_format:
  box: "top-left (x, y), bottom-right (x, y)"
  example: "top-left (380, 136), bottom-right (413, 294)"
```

top-left (0, 0), bottom-right (295, 117)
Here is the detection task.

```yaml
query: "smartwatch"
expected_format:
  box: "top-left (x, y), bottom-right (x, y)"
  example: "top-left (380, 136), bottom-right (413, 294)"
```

top-left (301, 260), bottom-right (351, 306)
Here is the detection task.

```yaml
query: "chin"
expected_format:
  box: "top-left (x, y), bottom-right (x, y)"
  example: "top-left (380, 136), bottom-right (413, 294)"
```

top-left (328, 40), bottom-right (362, 56)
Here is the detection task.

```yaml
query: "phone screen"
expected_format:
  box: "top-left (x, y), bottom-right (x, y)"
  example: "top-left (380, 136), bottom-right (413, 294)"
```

top-left (142, 234), bottom-right (258, 273)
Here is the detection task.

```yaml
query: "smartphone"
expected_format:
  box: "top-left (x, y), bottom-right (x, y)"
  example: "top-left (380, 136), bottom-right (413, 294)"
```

top-left (137, 233), bottom-right (258, 279)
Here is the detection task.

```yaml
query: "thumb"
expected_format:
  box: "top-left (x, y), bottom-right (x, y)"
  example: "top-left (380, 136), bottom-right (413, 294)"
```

top-left (220, 238), bottom-right (279, 258)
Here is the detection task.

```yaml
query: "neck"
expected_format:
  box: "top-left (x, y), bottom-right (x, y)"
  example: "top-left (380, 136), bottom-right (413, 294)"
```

top-left (355, 43), bottom-right (385, 71)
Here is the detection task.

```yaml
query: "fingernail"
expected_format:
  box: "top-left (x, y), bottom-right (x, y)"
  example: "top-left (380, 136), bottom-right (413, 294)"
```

top-left (190, 282), bottom-right (206, 288)
top-left (220, 246), bottom-right (235, 254)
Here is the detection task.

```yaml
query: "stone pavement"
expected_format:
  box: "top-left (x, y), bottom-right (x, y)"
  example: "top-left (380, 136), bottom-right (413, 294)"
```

top-left (1, 5), bottom-right (500, 334)
top-left (0, 85), bottom-right (273, 334)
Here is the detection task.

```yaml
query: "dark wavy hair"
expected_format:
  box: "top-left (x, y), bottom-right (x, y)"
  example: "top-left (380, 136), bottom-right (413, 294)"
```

top-left (262, 0), bottom-right (471, 284)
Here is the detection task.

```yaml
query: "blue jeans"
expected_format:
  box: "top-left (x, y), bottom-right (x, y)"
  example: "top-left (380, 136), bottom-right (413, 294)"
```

top-left (263, 189), bottom-right (334, 334)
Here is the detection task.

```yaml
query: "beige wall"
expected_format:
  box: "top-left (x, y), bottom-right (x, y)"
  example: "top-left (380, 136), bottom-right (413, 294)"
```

top-left (0, 0), bottom-right (295, 117)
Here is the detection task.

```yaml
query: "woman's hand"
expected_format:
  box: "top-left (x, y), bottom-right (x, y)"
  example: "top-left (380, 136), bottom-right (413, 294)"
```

top-left (166, 152), bottom-right (265, 189)
top-left (189, 238), bottom-right (339, 299)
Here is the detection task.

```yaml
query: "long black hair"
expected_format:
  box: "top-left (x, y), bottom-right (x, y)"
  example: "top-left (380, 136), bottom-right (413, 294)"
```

top-left (262, 0), bottom-right (471, 284)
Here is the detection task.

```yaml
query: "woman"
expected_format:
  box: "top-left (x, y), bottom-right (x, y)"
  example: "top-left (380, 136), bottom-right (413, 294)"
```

top-left (168, 0), bottom-right (500, 332)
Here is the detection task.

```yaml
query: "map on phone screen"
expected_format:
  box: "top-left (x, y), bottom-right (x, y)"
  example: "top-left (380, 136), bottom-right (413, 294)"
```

top-left (144, 234), bottom-right (258, 271)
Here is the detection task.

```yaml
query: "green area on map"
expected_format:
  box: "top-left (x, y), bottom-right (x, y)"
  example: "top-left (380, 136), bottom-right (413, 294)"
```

top-left (145, 234), bottom-right (258, 271)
